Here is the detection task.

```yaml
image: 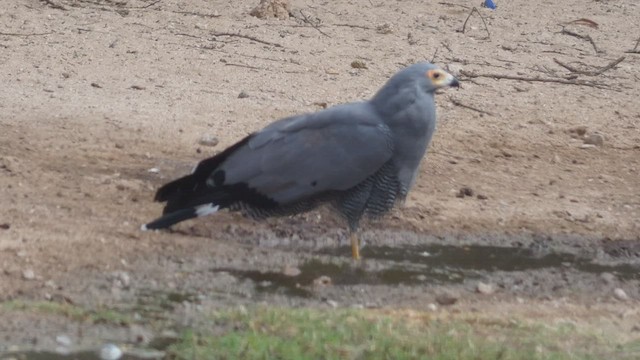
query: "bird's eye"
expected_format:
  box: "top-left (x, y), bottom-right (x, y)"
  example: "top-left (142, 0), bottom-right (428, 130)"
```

top-left (432, 72), bottom-right (441, 79)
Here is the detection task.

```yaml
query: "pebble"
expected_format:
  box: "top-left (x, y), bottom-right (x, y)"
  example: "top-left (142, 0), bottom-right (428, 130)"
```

top-left (313, 275), bottom-right (332, 287)
top-left (326, 299), bottom-right (339, 308)
top-left (456, 186), bottom-right (474, 198)
top-left (435, 293), bottom-right (458, 306)
top-left (99, 343), bottom-right (123, 360)
top-left (613, 288), bottom-right (630, 301)
top-left (583, 133), bottom-right (604, 146)
top-left (238, 91), bottom-right (250, 99)
top-left (111, 271), bottom-right (131, 289)
top-left (282, 266), bottom-right (301, 277)
top-left (147, 167), bottom-right (160, 173)
top-left (350, 60), bottom-right (367, 69)
top-left (56, 334), bottom-right (72, 347)
top-left (129, 325), bottom-right (153, 345)
top-left (567, 125), bottom-right (588, 137)
top-left (600, 272), bottom-right (616, 284)
top-left (22, 269), bottom-right (35, 280)
top-left (476, 282), bottom-right (495, 295)
top-left (427, 303), bottom-right (438, 311)
top-left (198, 135), bottom-right (219, 147)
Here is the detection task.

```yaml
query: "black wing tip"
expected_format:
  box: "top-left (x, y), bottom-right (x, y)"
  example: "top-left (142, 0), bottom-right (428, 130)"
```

top-left (142, 208), bottom-right (198, 230)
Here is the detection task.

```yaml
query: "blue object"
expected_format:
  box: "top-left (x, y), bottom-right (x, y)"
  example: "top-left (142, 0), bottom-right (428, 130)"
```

top-left (483, 0), bottom-right (497, 9)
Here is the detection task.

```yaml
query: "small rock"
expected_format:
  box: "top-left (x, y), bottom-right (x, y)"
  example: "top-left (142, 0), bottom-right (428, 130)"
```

top-left (435, 293), bottom-right (458, 306)
top-left (249, 0), bottom-right (290, 20)
top-left (613, 288), bottom-right (630, 301)
top-left (600, 272), bottom-right (616, 284)
top-left (350, 60), bottom-right (367, 69)
top-left (22, 269), bottom-right (35, 280)
top-left (198, 135), bottom-right (219, 147)
top-left (238, 91), bottom-right (250, 99)
top-left (147, 167), bottom-right (160, 173)
top-left (376, 23), bottom-right (394, 34)
top-left (0, 223), bottom-right (10, 230)
top-left (111, 271), bottom-right (131, 289)
top-left (426, 303), bottom-right (438, 311)
top-left (567, 125), bottom-right (588, 137)
top-left (56, 334), bottom-right (72, 347)
top-left (129, 325), bottom-right (153, 345)
top-left (456, 186), bottom-right (474, 198)
top-left (91, 82), bottom-right (102, 88)
top-left (476, 194), bottom-right (488, 200)
top-left (99, 343), bottom-right (123, 360)
top-left (282, 266), bottom-right (301, 277)
top-left (583, 133), bottom-right (604, 146)
top-left (313, 275), bottom-right (332, 287)
top-left (476, 282), bottom-right (494, 295)
top-left (326, 299), bottom-right (339, 308)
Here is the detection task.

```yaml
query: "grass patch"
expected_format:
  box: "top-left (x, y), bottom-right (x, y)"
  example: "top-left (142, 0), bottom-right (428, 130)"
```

top-left (166, 307), bottom-right (634, 360)
top-left (1, 300), bottom-right (133, 325)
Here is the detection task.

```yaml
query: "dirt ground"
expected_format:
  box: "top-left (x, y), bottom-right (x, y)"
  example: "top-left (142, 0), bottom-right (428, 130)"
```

top-left (1, 0), bottom-right (639, 355)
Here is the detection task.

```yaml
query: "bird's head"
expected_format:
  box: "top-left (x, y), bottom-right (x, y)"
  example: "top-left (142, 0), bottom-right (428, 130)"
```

top-left (411, 62), bottom-right (460, 92)
top-left (371, 62), bottom-right (459, 114)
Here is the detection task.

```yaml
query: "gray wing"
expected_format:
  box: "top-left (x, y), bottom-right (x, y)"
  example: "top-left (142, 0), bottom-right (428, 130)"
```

top-left (219, 102), bottom-right (393, 204)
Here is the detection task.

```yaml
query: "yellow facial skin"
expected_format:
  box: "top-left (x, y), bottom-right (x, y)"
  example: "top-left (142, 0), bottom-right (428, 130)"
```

top-left (426, 69), bottom-right (449, 87)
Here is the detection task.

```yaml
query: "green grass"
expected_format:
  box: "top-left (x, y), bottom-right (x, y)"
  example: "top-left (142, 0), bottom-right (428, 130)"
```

top-left (165, 307), bottom-right (635, 360)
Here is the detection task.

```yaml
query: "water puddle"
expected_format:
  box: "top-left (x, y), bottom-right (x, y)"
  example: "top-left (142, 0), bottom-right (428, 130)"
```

top-left (213, 244), bottom-right (639, 297)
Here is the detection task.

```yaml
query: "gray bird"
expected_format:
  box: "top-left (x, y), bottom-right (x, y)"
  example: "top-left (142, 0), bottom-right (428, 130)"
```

top-left (142, 62), bottom-right (459, 259)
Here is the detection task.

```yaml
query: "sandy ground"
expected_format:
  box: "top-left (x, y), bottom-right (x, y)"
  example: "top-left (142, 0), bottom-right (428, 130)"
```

top-left (1, 0), bottom-right (639, 354)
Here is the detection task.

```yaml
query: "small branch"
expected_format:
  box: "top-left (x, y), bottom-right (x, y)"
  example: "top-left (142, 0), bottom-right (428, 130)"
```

top-left (298, 10), bottom-right (331, 37)
top-left (224, 62), bottom-right (263, 70)
top-left (0, 31), bottom-right (53, 37)
top-left (626, 37), bottom-right (640, 54)
top-left (459, 7), bottom-right (490, 40)
top-left (210, 32), bottom-right (283, 48)
top-left (169, 10), bottom-right (220, 18)
top-left (40, 0), bottom-right (67, 10)
top-left (127, 0), bottom-right (161, 9)
top-left (449, 98), bottom-right (494, 116)
top-left (333, 23), bottom-right (372, 30)
top-left (560, 27), bottom-right (600, 54)
top-left (553, 56), bottom-right (625, 76)
top-left (430, 48), bottom-right (439, 63)
top-left (460, 70), bottom-right (614, 90)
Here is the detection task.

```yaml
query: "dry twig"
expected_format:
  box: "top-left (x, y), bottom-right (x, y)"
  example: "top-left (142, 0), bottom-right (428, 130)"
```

top-left (334, 23), bottom-right (372, 30)
top-left (460, 70), bottom-right (614, 90)
top-left (459, 7), bottom-right (490, 40)
top-left (40, 0), bottom-right (66, 10)
top-left (170, 10), bottom-right (221, 18)
top-left (298, 10), bottom-right (331, 37)
top-left (211, 32), bottom-right (283, 48)
top-left (560, 27), bottom-right (600, 54)
top-left (449, 98), bottom-right (494, 116)
top-left (626, 37), bottom-right (640, 54)
top-left (553, 56), bottom-right (625, 76)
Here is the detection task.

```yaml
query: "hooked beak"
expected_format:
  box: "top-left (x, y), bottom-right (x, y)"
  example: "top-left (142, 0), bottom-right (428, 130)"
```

top-left (448, 77), bottom-right (460, 88)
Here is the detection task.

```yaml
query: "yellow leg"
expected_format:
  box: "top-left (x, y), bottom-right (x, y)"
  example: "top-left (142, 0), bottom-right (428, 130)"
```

top-left (350, 232), bottom-right (361, 260)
